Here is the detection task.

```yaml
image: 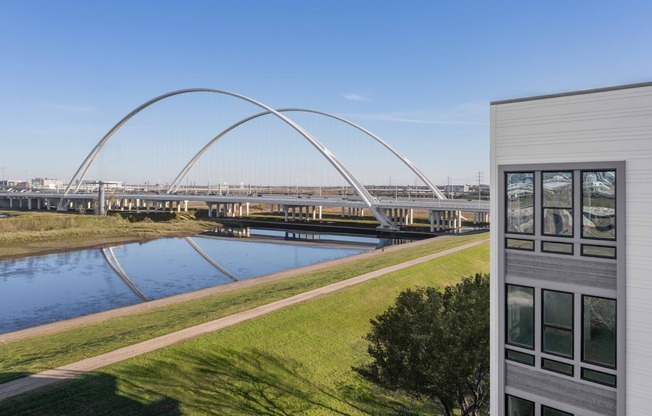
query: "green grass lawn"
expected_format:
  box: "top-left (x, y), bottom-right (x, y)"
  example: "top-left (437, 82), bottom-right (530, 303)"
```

top-left (0, 233), bottom-right (487, 385)
top-left (0, 241), bottom-right (489, 415)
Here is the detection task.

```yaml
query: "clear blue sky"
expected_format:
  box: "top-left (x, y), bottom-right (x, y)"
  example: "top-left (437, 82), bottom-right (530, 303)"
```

top-left (1, 1), bottom-right (652, 186)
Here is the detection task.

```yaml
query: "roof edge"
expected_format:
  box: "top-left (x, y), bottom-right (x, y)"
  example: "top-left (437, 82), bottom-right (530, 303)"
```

top-left (491, 81), bottom-right (652, 105)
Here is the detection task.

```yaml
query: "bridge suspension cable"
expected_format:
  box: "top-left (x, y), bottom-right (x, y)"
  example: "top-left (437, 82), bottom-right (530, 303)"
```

top-left (168, 108), bottom-right (446, 199)
top-left (58, 88), bottom-right (396, 228)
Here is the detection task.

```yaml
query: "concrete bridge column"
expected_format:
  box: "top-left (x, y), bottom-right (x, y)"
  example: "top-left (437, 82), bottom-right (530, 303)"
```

top-left (269, 204), bottom-right (273, 214)
top-left (37, 198), bottom-right (42, 210)
top-left (239, 204), bottom-right (243, 217)
top-left (184, 200), bottom-right (188, 212)
top-left (284, 206), bottom-right (288, 222)
top-left (341, 207), bottom-right (345, 217)
top-left (206, 203), bottom-right (212, 217)
top-left (292, 207), bottom-right (296, 221)
top-left (319, 206), bottom-right (322, 220)
top-left (19, 198), bottom-right (23, 208)
top-left (45, 199), bottom-right (50, 210)
top-left (458, 211), bottom-right (462, 228)
top-left (246, 202), bottom-right (249, 215)
top-left (8, 198), bottom-right (12, 208)
top-left (410, 209), bottom-right (414, 225)
top-left (312, 206), bottom-right (316, 220)
top-left (27, 198), bottom-right (32, 210)
top-left (429, 211), bottom-right (435, 232)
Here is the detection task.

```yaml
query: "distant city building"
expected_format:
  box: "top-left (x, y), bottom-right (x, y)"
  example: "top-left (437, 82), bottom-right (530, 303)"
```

top-left (0, 180), bottom-right (30, 190)
top-left (440, 184), bottom-right (468, 194)
top-left (31, 177), bottom-right (63, 190)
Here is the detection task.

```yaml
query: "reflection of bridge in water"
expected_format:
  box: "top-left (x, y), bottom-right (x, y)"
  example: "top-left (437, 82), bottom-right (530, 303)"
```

top-left (0, 88), bottom-right (489, 231)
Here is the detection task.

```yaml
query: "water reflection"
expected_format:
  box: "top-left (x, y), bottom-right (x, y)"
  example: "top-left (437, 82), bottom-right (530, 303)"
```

top-left (0, 233), bottom-right (368, 334)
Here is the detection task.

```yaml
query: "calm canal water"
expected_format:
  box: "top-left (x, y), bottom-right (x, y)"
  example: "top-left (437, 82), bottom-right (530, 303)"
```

top-left (0, 232), bottom-right (372, 334)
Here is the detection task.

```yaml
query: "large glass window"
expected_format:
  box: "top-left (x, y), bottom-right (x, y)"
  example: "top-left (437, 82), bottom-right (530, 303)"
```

top-left (582, 296), bottom-right (616, 368)
top-left (542, 290), bottom-right (573, 358)
top-left (542, 405), bottom-right (573, 416)
top-left (507, 285), bottom-right (534, 349)
top-left (506, 395), bottom-right (534, 416)
top-left (582, 170), bottom-right (616, 239)
top-left (506, 172), bottom-right (534, 234)
top-left (542, 171), bottom-right (573, 236)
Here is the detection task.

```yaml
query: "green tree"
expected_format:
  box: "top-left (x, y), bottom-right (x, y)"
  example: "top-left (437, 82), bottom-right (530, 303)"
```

top-left (357, 274), bottom-right (490, 416)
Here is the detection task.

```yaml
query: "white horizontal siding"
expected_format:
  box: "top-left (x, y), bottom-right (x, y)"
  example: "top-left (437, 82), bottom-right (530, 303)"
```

top-left (492, 84), bottom-right (652, 415)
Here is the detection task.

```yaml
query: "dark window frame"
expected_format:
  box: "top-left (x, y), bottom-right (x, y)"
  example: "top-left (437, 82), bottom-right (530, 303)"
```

top-left (505, 284), bottom-right (536, 351)
top-left (542, 404), bottom-right (574, 416)
top-left (505, 394), bottom-right (534, 416)
top-left (505, 348), bottom-right (535, 366)
top-left (541, 289), bottom-right (574, 359)
top-left (580, 169), bottom-right (617, 241)
top-left (581, 244), bottom-right (616, 259)
top-left (541, 357), bottom-right (574, 377)
top-left (541, 241), bottom-right (574, 255)
top-left (541, 170), bottom-right (574, 238)
top-left (505, 171), bottom-right (535, 236)
top-left (580, 367), bottom-right (617, 388)
top-left (581, 294), bottom-right (617, 369)
top-left (506, 238), bottom-right (535, 251)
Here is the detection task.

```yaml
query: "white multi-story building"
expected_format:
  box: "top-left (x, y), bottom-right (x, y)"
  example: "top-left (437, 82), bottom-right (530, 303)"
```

top-left (490, 82), bottom-right (652, 415)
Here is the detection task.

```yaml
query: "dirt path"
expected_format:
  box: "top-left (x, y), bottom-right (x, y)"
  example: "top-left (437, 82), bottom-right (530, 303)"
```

top-left (0, 238), bottom-right (488, 402)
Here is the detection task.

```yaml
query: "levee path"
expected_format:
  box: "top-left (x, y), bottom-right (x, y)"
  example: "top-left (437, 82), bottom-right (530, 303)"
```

top-left (0, 237), bottom-right (488, 402)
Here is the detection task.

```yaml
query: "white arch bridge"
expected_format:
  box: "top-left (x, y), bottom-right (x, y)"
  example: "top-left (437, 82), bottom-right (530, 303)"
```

top-left (1, 88), bottom-right (489, 231)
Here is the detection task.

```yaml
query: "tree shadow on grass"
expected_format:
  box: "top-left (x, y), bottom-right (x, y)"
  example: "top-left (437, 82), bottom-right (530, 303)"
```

top-left (0, 372), bottom-right (180, 416)
top-left (113, 347), bottom-right (412, 415)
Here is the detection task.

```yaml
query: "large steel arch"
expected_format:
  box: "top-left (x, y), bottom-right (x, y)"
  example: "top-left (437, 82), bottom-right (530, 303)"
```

top-left (58, 89), bottom-right (395, 228)
top-left (168, 108), bottom-right (447, 199)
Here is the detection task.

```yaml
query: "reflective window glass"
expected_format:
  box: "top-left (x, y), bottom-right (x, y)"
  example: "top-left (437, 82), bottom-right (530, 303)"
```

top-left (582, 171), bottom-right (616, 239)
top-left (542, 405), bottom-right (573, 416)
top-left (581, 367), bottom-right (617, 387)
top-left (542, 241), bottom-right (573, 255)
top-left (581, 244), bottom-right (616, 259)
top-left (542, 358), bottom-right (574, 376)
top-left (506, 238), bottom-right (534, 251)
top-left (542, 290), bottom-right (573, 358)
top-left (506, 349), bottom-right (535, 366)
top-left (507, 285), bottom-right (534, 349)
top-left (506, 172), bottom-right (534, 234)
top-left (543, 172), bottom-right (573, 236)
top-left (583, 296), bottom-right (616, 368)
top-left (506, 395), bottom-right (534, 416)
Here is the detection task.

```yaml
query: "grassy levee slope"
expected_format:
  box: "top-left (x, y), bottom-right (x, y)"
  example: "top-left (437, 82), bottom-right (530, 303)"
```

top-left (0, 233), bottom-right (487, 384)
top-left (0, 242), bottom-right (489, 415)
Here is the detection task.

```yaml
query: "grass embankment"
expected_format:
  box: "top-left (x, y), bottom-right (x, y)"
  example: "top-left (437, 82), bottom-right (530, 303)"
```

top-left (0, 233), bottom-right (487, 385)
top-left (0, 211), bottom-right (216, 259)
top-left (0, 241), bottom-right (489, 415)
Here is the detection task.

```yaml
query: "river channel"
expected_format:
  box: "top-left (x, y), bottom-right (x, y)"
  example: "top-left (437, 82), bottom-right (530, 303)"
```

top-left (0, 229), bottom-right (381, 335)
